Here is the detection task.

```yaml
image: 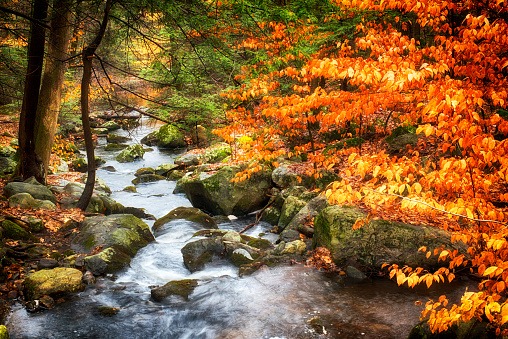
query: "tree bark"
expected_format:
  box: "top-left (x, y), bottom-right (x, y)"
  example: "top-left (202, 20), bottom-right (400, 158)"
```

top-left (18, 0), bottom-right (49, 183)
top-left (76, 0), bottom-right (113, 211)
top-left (35, 0), bottom-right (73, 182)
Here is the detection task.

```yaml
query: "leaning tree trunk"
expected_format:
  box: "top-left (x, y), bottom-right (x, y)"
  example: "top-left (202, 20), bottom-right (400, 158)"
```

top-left (34, 0), bottom-right (73, 183)
top-left (76, 0), bottom-right (113, 211)
top-left (18, 0), bottom-right (48, 183)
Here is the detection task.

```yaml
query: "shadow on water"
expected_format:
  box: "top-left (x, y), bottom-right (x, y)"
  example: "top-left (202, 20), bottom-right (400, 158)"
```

top-left (6, 117), bottom-right (475, 339)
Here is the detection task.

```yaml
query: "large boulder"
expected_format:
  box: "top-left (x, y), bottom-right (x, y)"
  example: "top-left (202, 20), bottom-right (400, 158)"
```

top-left (116, 144), bottom-right (145, 163)
top-left (153, 207), bottom-right (217, 235)
top-left (23, 267), bottom-right (84, 300)
top-left (0, 146), bottom-right (17, 176)
top-left (3, 180), bottom-right (57, 203)
top-left (182, 165), bottom-right (272, 216)
top-left (312, 205), bottom-right (466, 270)
top-left (71, 214), bottom-right (155, 274)
top-left (141, 124), bottom-right (186, 149)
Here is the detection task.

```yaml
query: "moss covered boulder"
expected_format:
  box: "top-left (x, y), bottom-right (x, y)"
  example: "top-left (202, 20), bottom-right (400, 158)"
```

top-left (23, 267), bottom-right (84, 300)
top-left (106, 133), bottom-right (130, 144)
top-left (181, 237), bottom-right (224, 272)
top-left (8, 192), bottom-right (36, 209)
top-left (141, 124), bottom-right (186, 149)
top-left (71, 214), bottom-right (155, 274)
top-left (116, 144), bottom-right (145, 163)
top-left (3, 181), bottom-right (57, 203)
top-left (0, 145), bottom-right (17, 176)
top-left (84, 247), bottom-right (132, 275)
top-left (182, 165), bottom-right (272, 216)
top-left (1, 220), bottom-right (34, 241)
top-left (312, 205), bottom-right (466, 270)
top-left (154, 163), bottom-right (179, 176)
top-left (153, 207), bottom-right (217, 235)
top-left (151, 279), bottom-right (199, 302)
top-left (131, 174), bottom-right (166, 185)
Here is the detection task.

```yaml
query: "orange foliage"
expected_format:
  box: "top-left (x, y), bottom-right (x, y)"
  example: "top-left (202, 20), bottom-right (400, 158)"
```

top-left (212, 0), bottom-right (508, 334)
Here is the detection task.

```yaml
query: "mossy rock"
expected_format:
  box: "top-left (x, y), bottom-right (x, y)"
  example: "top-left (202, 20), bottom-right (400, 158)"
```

top-left (71, 214), bottom-right (154, 257)
top-left (230, 248), bottom-right (254, 266)
top-left (131, 174), bottom-right (166, 185)
top-left (106, 134), bottom-right (130, 144)
top-left (98, 306), bottom-right (119, 317)
top-left (247, 238), bottom-right (273, 250)
top-left (312, 205), bottom-right (466, 270)
top-left (181, 237), bottom-right (224, 272)
top-left (153, 207), bottom-right (217, 234)
top-left (84, 246), bottom-right (132, 275)
top-left (100, 120), bottom-right (121, 131)
top-left (33, 199), bottom-right (57, 210)
top-left (123, 186), bottom-right (137, 193)
top-left (116, 144), bottom-right (145, 163)
top-left (278, 196), bottom-right (307, 231)
top-left (183, 165), bottom-right (272, 216)
top-left (134, 167), bottom-right (155, 177)
top-left (23, 267), bottom-right (84, 300)
top-left (142, 124), bottom-right (186, 149)
top-left (154, 163), bottom-right (179, 176)
top-left (104, 143), bottom-right (128, 151)
top-left (8, 192), bottom-right (36, 209)
top-left (72, 158), bottom-right (88, 172)
top-left (92, 127), bottom-right (109, 135)
top-left (151, 279), bottom-right (199, 302)
top-left (26, 217), bottom-right (44, 233)
top-left (0, 325), bottom-right (9, 339)
top-left (3, 182), bottom-right (57, 203)
top-left (1, 220), bottom-right (34, 241)
top-left (203, 144), bottom-right (231, 164)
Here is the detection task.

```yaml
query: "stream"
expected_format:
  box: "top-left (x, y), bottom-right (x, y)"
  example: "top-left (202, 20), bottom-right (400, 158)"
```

top-left (6, 119), bottom-right (471, 338)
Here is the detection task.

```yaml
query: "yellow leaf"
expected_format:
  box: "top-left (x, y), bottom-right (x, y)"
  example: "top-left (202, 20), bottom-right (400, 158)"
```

top-left (483, 266), bottom-right (498, 277)
top-left (414, 182), bottom-right (422, 195)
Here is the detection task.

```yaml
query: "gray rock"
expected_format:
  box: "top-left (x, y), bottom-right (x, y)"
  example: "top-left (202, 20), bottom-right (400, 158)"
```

top-left (0, 145), bottom-right (17, 175)
top-left (3, 182), bottom-right (57, 203)
top-left (346, 266), bottom-right (368, 280)
top-left (38, 258), bottom-right (59, 269)
top-left (71, 214), bottom-right (155, 274)
top-left (230, 248), bottom-right (254, 266)
top-left (182, 165), bottom-right (272, 216)
top-left (153, 207), bottom-right (217, 235)
top-left (151, 279), bottom-right (198, 302)
top-left (278, 196), bottom-right (307, 231)
top-left (174, 153), bottom-right (202, 167)
top-left (8, 192), bottom-right (36, 208)
top-left (116, 144), bottom-right (145, 163)
top-left (181, 237), bottom-right (224, 272)
top-left (106, 133), bottom-right (130, 144)
top-left (33, 199), bottom-right (57, 210)
top-left (131, 174), bottom-right (166, 185)
top-left (312, 205), bottom-right (467, 270)
top-left (155, 163), bottom-right (179, 176)
top-left (278, 195), bottom-right (329, 243)
top-left (134, 167), bottom-right (155, 177)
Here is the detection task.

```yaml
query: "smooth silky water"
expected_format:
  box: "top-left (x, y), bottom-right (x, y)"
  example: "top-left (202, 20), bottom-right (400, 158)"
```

top-left (6, 118), bottom-right (471, 338)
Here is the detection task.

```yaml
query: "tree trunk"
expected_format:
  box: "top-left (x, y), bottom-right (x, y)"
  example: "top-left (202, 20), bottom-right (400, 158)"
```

top-left (34, 0), bottom-right (73, 183)
top-left (76, 0), bottom-right (113, 211)
top-left (18, 0), bottom-right (48, 183)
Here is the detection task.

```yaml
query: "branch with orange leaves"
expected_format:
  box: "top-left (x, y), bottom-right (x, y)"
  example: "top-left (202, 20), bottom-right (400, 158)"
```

top-left (362, 186), bottom-right (508, 229)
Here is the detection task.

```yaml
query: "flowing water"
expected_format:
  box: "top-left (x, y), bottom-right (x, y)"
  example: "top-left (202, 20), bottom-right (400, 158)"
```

top-left (6, 118), bottom-right (472, 338)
